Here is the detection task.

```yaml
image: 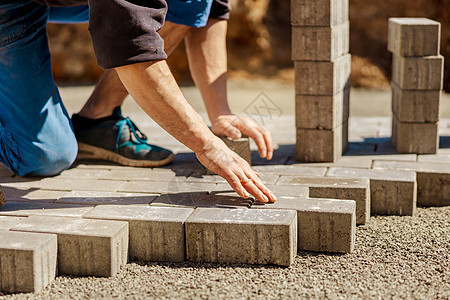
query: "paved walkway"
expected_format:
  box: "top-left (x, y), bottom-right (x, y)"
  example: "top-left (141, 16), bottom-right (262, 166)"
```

top-left (1, 81), bottom-right (449, 298)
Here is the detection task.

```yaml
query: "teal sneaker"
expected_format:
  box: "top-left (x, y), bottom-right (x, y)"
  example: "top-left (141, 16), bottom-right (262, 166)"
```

top-left (72, 107), bottom-right (174, 167)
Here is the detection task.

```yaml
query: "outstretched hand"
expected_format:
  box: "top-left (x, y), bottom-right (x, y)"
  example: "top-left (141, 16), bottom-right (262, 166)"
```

top-left (196, 137), bottom-right (276, 203)
top-left (211, 115), bottom-right (273, 160)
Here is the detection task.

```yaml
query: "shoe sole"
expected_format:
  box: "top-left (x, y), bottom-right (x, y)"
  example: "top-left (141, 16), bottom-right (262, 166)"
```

top-left (77, 142), bottom-right (175, 167)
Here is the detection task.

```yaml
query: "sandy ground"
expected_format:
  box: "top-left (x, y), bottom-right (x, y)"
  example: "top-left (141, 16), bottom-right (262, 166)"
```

top-left (1, 80), bottom-right (450, 299)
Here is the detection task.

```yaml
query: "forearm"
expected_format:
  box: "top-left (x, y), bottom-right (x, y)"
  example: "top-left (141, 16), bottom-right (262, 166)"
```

top-left (185, 18), bottom-right (231, 122)
top-left (115, 60), bottom-right (216, 153)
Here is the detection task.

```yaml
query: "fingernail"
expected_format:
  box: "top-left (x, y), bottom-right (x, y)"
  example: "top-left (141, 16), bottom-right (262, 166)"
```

top-left (244, 191), bottom-right (250, 198)
top-left (261, 194), bottom-right (269, 203)
top-left (270, 193), bottom-right (277, 202)
top-left (261, 151), bottom-right (267, 158)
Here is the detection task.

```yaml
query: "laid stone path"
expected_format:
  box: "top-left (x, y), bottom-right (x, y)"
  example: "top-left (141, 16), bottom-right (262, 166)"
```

top-left (0, 115), bottom-right (449, 294)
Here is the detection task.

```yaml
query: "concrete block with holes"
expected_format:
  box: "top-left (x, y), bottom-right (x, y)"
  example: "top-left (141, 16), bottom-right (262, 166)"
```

top-left (290, 0), bottom-right (348, 26)
top-left (84, 205), bottom-right (193, 262)
top-left (292, 22), bottom-right (349, 61)
top-left (277, 176), bottom-right (370, 225)
top-left (372, 160), bottom-right (450, 207)
top-left (185, 208), bottom-right (297, 266)
top-left (252, 197), bottom-right (356, 253)
top-left (0, 231), bottom-right (57, 294)
top-left (294, 54), bottom-right (351, 95)
top-left (327, 167), bottom-right (417, 216)
top-left (388, 18), bottom-right (441, 57)
top-left (11, 215), bottom-right (128, 277)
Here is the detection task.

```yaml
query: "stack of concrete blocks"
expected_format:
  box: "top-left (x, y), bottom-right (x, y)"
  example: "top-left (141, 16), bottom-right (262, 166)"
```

top-left (291, 0), bottom-right (351, 162)
top-left (388, 18), bottom-right (444, 154)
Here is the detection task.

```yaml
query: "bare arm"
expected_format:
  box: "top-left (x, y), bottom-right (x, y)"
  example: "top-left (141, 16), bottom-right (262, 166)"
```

top-left (115, 60), bottom-right (276, 203)
top-left (185, 18), bottom-right (273, 159)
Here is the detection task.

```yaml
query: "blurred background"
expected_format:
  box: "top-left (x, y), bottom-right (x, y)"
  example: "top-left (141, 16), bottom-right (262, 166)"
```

top-left (47, 0), bottom-right (450, 92)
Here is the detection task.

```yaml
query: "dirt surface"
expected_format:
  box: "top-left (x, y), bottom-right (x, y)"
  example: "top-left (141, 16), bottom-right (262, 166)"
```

top-left (1, 206), bottom-right (449, 299)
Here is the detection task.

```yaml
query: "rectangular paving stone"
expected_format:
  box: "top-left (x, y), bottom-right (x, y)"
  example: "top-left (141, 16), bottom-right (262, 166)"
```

top-left (0, 231), bottom-right (57, 294)
top-left (210, 184), bottom-right (310, 200)
top-left (327, 167), bottom-right (417, 216)
top-left (57, 191), bottom-right (158, 205)
top-left (252, 165), bottom-right (327, 176)
top-left (185, 208), bottom-right (297, 266)
top-left (57, 168), bottom-right (111, 179)
top-left (277, 176), bottom-right (370, 224)
top-left (150, 193), bottom-right (252, 209)
top-left (119, 181), bottom-right (221, 194)
top-left (252, 197), bottom-right (355, 253)
top-left (84, 205), bottom-right (193, 262)
top-left (392, 54), bottom-right (444, 90)
top-left (291, 156), bottom-right (372, 168)
top-left (418, 154), bottom-right (450, 163)
top-left (295, 123), bottom-right (348, 162)
top-left (185, 173), bottom-right (279, 185)
top-left (392, 116), bottom-right (438, 154)
top-left (2, 189), bottom-right (69, 203)
top-left (372, 160), bottom-right (450, 206)
top-left (388, 18), bottom-right (441, 57)
top-left (392, 82), bottom-right (440, 123)
top-left (0, 216), bottom-right (23, 230)
top-left (220, 136), bottom-right (252, 166)
top-left (291, 0), bottom-right (348, 26)
top-left (34, 178), bottom-right (127, 192)
top-left (0, 201), bottom-right (94, 217)
top-left (11, 215), bottom-right (128, 277)
top-left (98, 168), bottom-right (190, 182)
top-left (296, 86), bottom-right (350, 130)
top-left (292, 22), bottom-right (349, 61)
top-left (295, 54), bottom-right (351, 95)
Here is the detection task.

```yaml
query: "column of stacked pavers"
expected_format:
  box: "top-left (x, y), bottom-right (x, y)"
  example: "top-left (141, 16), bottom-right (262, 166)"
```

top-left (292, 0), bottom-right (351, 162)
top-left (388, 18), bottom-right (444, 154)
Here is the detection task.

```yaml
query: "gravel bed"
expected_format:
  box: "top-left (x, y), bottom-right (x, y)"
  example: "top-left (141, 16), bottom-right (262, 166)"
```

top-left (1, 206), bottom-right (449, 299)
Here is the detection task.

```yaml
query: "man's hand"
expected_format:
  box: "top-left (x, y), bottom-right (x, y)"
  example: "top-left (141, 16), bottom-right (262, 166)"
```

top-left (196, 137), bottom-right (276, 203)
top-left (211, 115), bottom-right (274, 160)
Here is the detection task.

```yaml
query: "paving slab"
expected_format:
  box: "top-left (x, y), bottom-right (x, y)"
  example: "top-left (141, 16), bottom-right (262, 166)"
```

top-left (56, 191), bottom-right (158, 205)
top-left (0, 216), bottom-right (23, 230)
top-left (0, 231), bottom-right (57, 294)
top-left (84, 205), bottom-right (194, 262)
top-left (417, 154), bottom-right (450, 163)
top-left (392, 54), bottom-right (444, 90)
top-left (292, 22), bottom-right (349, 61)
top-left (56, 168), bottom-right (111, 179)
top-left (392, 83), bottom-right (440, 123)
top-left (97, 168), bottom-right (190, 182)
top-left (0, 201), bottom-right (94, 217)
top-left (185, 173), bottom-right (279, 185)
top-left (2, 188), bottom-right (69, 203)
top-left (185, 208), bottom-right (297, 266)
top-left (290, 156), bottom-right (372, 168)
top-left (392, 116), bottom-right (439, 154)
top-left (291, 0), bottom-right (348, 26)
top-left (150, 193), bottom-right (252, 209)
top-left (34, 178), bottom-right (127, 192)
top-left (252, 197), bottom-right (355, 253)
top-left (296, 123), bottom-right (347, 162)
top-left (388, 18), bottom-right (441, 57)
top-left (220, 136), bottom-right (252, 166)
top-left (277, 176), bottom-right (369, 224)
top-left (119, 181), bottom-right (222, 194)
top-left (372, 160), bottom-right (450, 206)
top-left (296, 87), bottom-right (349, 130)
top-left (252, 164), bottom-right (327, 176)
top-left (294, 54), bottom-right (351, 95)
top-left (327, 167), bottom-right (416, 216)
top-left (11, 215), bottom-right (128, 277)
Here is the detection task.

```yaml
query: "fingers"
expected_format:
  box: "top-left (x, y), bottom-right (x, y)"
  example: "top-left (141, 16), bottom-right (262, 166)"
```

top-left (235, 169), bottom-right (277, 203)
top-left (211, 119), bottom-right (242, 140)
top-left (234, 121), bottom-right (268, 158)
top-left (260, 127), bottom-right (274, 160)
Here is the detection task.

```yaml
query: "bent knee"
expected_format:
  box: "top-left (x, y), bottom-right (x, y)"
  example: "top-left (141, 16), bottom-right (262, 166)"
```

top-left (20, 136), bottom-right (78, 177)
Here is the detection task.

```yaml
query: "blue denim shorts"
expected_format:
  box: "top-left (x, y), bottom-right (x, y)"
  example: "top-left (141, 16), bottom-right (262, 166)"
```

top-left (166, 0), bottom-right (214, 27)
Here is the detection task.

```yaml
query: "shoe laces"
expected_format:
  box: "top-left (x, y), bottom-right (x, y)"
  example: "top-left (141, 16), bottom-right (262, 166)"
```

top-left (115, 117), bottom-right (148, 150)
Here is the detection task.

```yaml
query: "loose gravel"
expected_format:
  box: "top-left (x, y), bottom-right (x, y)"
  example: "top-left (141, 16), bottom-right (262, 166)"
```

top-left (1, 206), bottom-right (449, 299)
